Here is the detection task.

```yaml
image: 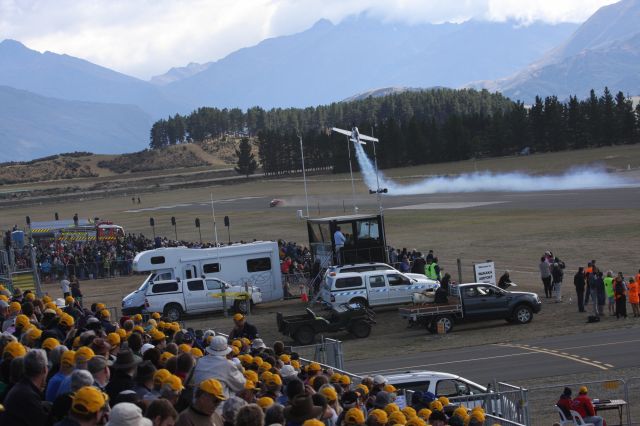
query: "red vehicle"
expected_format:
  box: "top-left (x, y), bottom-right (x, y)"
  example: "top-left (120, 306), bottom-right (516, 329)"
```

top-left (30, 219), bottom-right (125, 242)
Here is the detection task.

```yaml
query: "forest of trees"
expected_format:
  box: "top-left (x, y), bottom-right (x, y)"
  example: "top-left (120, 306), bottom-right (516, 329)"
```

top-left (149, 88), bottom-right (640, 175)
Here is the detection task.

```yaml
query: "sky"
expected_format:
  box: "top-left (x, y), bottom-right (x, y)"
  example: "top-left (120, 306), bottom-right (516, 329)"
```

top-left (0, 0), bottom-right (620, 80)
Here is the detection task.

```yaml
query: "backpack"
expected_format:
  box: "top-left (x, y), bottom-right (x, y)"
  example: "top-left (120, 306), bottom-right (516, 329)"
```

top-left (587, 315), bottom-right (600, 323)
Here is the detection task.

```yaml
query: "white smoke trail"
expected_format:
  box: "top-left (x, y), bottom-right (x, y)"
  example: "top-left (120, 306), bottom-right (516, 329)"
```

top-left (353, 143), bottom-right (634, 195)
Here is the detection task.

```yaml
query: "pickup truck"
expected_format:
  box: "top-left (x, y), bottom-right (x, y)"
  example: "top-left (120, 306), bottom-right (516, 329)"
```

top-left (122, 275), bottom-right (262, 321)
top-left (399, 282), bottom-right (541, 333)
top-left (277, 303), bottom-right (376, 345)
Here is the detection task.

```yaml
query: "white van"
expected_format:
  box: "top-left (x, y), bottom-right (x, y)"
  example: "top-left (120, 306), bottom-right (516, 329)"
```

top-left (321, 269), bottom-right (439, 308)
top-left (122, 275), bottom-right (262, 321)
top-left (130, 241), bottom-right (282, 299)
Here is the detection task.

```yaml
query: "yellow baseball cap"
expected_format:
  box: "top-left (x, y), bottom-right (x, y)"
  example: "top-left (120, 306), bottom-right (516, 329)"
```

top-left (150, 329), bottom-right (166, 341)
top-left (107, 333), bottom-right (121, 347)
top-left (153, 369), bottom-right (171, 386)
top-left (388, 411), bottom-right (407, 425)
top-left (345, 408), bottom-right (366, 425)
top-left (231, 339), bottom-right (242, 348)
top-left (116, 328), bottom-right (127, 338)
top-left (244, 370), bottom-right (258, 383)
top-left (191, 347), bottom-right (204, 358)
top-left (453, 407), bottom-right (468, 419)
top-left (406, 417), bottom-right (427, 426)
top-left (133, 314), bottom-right (142, 322)
top-left (245, 380), bottom-right (257, 391)
top-left (26, 327), bottom-right (42, 341)
top-left (368, 409), bottom-right (388, 425)
top-left (231, 346), bottom-right (240, 356)
top-left (257, 396), bottom-right (274, 409)
top-left (291, 360), bottom-right (300, 370)
top-left (303, 420), bottom-right (324, 426)
top-left (0, 295), bottom-right (8, 302)
top-left (321, 386), bottom-right (338, 402)
top-left (385, 403), bottom-right (400, 414)
top-left (417, 409), bottom-right (432, 420)
top-left (65, 296), bottom-right (74, 305)
top-left (160, 352), bottom-right (174, 364)
top-left (279, 354), bottom-right (291, 364)
top-left (233, 313), bottom-right (244, 321)
top-left (75, 346), bottom-right (95, 364)
top-left (265, 374), bottom-right (282, 387)
top-left (42, 295), bottom-right (52, 303)
top-left (8, 302), bottom-right (21, 314)
top-left (178, 344), bottom-right (191, 353)
top-left (579, 386), bottom-right (588, 394)
top-left (308, 362), bottom-right (321, 372)
top-left (59, 313), bottom-right (75, 327)
top-left (438, 396), bottom-right (450, 406)
top-left (199, 378), bottom-right (227, 400)
top-left (71, 386), bottom-right (108, 414)
top-left (95, 303), bottom-right (106, 311)
top-left (3, 341), bottom-right (26, 359)
top-left (100, 309), bottom-right (110, 319)
top-left (61, 350), bottom-right (77, 367)
top-left (42, 337), bottom-right (61, 351)
top-left (259, 362), bottom-right (272, 372)
top-left (164, 375), bottom-right (185, 392)
top-left (330, 373), bottom-right (342, 383)
top-left (340, 375), bottom-right (352, 385)
top-left (25, 293), bottom-right (35, 301)
top-left (402, 407), bottom-right (417, 419)
top-left (15, 314), bottom-right (31, 330)
top-left (356, 384), bottom-right (369, 395)
top-left (384, 384), bottom-right (397, 393)
top-left (241, 337), bottom-right (251, 346)
top-left (151, 312), bottom-right (161, 320)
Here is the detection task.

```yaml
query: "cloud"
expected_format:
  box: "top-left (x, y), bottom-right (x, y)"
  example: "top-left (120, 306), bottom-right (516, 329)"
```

top-left (0, 0), bottom-right (620, 79)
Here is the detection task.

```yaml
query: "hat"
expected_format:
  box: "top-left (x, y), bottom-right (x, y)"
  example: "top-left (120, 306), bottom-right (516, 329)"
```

top-left (99, 309), bottom-right (110, 319)
top-left (75, 346), bottom-right (96, 364)
top-left (417, 409), bottom-right (432, 421)
top-left (265, 373), bottom-right (282, 387)
top-left (72, 386), bottom-right (108, 415)
top-left (280, 354), bottom-right (291, 363)
top-left (132, 314), bottom-right (142, 322)
top-left (356, 384), bottom-right (369, 395)
top-left (291, 359), bottom-right (300, 370)
top-left (368, 409), bottom-right (388, 425)
top-left (207, 335), bottom-right (232, 356)
top-left (153, 369), bottom-right (171, 386)
top-left (258, 396), bottom-right (275, 409)
top-left (283, 394), bottom-right (323, 422)
top-left (344, 408), bottom-right (365, 425)
top-left (406, 417), bottom-right (427, 426)
top-left (244, 380), bottom-right (257, 391)
top-left (61, 350), bottom-right (76, 367)
top-left (150, 329), bottom-right (166, 342)
top-left (15, 314), bottom-right (30, 330)
top-left (341, 391), bottom-right (359, 406)
top-left (385, 403), bottom-right (400, 414)
top-left (151, 312), bottom-right (161, 320)
top-left (136, 361), bottom-right (156, 382)
top-left (140, 343), bottom-right (155, 355)
top-left (453, 407), bottom-right (468, 419)
top-left (429, 400), bottom-right (443, 411)
top-left (199, 378), bottom-right (227, 400)
top-left (373, 375), bottom-right (387, 385)
top-left (95, 303), bottom-right (106, 311)
top-left (308, 362), bottom-right (321, 372)
top-left (280, 364), bottom-right (298, 379)
top-left (340, 375), bottom-right (352, 385)
top-left (251, 338), bottom-right (266, 350)
top-left (402, 407), bottom-right (417, 419)
top-left (90, 338), bottom-right (111, 356)
top-left (163, 374), bottom-right (184, 392)
top-left (42, 337), bottom-right (61, 351)
top-left (233, 313), bottom-right (244, 321)
top-left (65, 296), bottom-right (74, 305)
top-left (106, 402), bottom-right (152, 426)
top-left (88, 355), bottom-right (110, 374)
top-left (320, 386), bottom-right (338, 402)
top-left (374, 391), bottom-right (391, 409)
top-left (42, 295), bottom-right (52, 303)
top-left (178, 343), bottom-right (191, 353)
top-left (579, 386), bottom-right (588, 394)
top-left (107, 332), bottom-right (121, 347)
top-left (3, 341), bottom-right (26, 358)
top-left (8, 302), bottom-right (20, 314)
top-left (388, 411), bottom-right (406, 425)
top-left (112, 350), bottom-right (139, 370)
top-left (438, 396), bottom-right (449, 406)
top-left (191, 347), bottom-right (204, 358)
top-left (25, 327), bottom-right (42, 341)
top-left (302, 421), bottom-right (325, 426)
top-left (244, 370), bottom-right (259, 383)
top-left (59, 313), bottom-right (75, 327)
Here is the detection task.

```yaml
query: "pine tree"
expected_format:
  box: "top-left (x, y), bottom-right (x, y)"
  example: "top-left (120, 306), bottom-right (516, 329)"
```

top-left (235, 137), bottom-right (258, 177)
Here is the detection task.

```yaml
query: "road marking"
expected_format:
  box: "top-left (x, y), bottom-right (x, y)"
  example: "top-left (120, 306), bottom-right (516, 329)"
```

top-left (499, 343), bottom-right (609, 370)
top-left (605, 364), bottom-right (614, 368)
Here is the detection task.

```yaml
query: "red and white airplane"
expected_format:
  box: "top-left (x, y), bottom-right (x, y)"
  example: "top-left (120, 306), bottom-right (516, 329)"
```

top-left (331, 126), bottom-right (378, 145)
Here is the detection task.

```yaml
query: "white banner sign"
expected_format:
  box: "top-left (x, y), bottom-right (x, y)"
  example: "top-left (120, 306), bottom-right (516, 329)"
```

top-left (474, 262), bottom-right (496, 285)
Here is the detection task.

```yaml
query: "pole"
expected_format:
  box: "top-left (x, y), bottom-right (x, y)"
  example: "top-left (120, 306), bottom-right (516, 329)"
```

top-left (298, 132), bottom-right (310, 218)
top-left (174, 224), bottom-right (177, 241)
top-left (198, 228), bottom-right (202, 244)
top-left (346, 136), bottom-right (357, 213)
top-left (210, 193), bottom-right (219, 247)
top-left (457, 258), bottom-right (463, 284)
top-left (227, 227), bottom-right (231, 245)
top-left (245, 282), bottom-right (251, 315)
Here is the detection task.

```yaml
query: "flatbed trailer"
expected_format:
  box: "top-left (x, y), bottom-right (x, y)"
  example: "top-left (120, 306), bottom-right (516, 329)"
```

top-left (398, 297), bottom-right (463, 333)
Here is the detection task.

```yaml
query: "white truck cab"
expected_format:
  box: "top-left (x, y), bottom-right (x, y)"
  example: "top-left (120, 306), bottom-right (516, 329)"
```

top-left (122, 274), bottom-right (262, 321)
top-left (321, 268), bottom-right (439, 308)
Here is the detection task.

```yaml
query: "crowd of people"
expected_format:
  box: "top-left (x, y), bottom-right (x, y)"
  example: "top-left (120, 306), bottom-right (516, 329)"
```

top-left (538, 252), bottom-right (640, 319)
top-left (0, 285), bottom-right (491, 426)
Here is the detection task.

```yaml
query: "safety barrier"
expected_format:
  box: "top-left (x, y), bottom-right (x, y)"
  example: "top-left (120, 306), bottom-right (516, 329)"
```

top-left (526, 378), bottom-right (628, 426)
top-left (291, 336), bottom-right (345, 370)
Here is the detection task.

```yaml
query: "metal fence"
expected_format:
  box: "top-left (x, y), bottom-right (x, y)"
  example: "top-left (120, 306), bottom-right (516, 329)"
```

top-left (291, 336), bottom-right (345, 370)
top-left (626, 377), bottom-right (640, 426)
top-left (527, 378), bottom-right (629, 426)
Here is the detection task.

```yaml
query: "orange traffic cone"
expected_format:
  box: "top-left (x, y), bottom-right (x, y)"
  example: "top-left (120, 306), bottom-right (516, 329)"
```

top-left (300, 285), bottom-right (309, 303)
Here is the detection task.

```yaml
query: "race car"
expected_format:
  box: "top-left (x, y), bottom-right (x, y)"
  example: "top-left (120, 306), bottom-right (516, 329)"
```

top-left (270, 199), bottom-right (283, 207)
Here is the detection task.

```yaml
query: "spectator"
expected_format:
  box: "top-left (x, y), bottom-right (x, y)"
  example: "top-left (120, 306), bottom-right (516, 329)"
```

top-left (628, 276), bottom-right (639, 317)
top-left (574, 267), bottom-right (585, 313)
top-left (228, 314), bottom-right (258, 341)
top-left (191, 336), bottom-right (246, 398)
top-left (58, 385), bottom-right (109, 426)
top-left (556, 387), bottom-right (572, 419)
top-left (614, 274), bottom-right (627, 319)
top-left (1, 349), bottom-right (49, 426)
top-left (176, 379), bottom-right (226, 426)
top-left (571, 386), bottom-right (603, 426)
top-left (539, 256), bottom-right (552, 298)
top-left (146, 398), bottom-right (178, 426)
top-left (604, 271), bottom-right (615, 315)
top-left (109, 402), bottom-right (152, 426)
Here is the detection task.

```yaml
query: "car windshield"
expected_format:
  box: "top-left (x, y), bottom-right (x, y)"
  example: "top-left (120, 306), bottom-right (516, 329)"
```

top-left (138, 274), bottom-right (154, 291)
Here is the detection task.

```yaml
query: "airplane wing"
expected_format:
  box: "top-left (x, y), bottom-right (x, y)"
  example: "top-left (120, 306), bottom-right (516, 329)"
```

top-left (357, 134), bottom-right (379, 143)
top-left (331, 127), bottom-right (352, 136)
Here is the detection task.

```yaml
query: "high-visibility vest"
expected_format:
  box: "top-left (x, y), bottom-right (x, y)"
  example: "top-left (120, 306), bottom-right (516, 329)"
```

top-left (425, 263), bottom-right (439, 280)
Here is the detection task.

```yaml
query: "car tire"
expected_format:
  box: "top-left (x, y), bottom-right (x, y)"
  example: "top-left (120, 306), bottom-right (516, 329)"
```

top-left (429, 315), bottom-right (454, 334)
top-left (163, 303), bottom-right (183, 322)
top-left (349, 320), bottom-right (372, 338)
top-left (294, 326), bottom-right (315, 345)
top-left (513, 305), bottom-right (533, 324)
top-left (349, 297), bottom-right (368, 308)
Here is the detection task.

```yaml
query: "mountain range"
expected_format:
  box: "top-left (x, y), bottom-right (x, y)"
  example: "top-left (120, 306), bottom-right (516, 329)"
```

top-left (1, 0), bottom-right (639, 161)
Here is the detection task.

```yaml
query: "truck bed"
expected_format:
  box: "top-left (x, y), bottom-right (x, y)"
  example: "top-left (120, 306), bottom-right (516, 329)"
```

top-left (398, 297), bottom-right (463, 320)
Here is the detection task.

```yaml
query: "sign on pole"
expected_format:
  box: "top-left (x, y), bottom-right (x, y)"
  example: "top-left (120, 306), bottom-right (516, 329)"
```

top-left (474, 261), bottom-right (496, 285)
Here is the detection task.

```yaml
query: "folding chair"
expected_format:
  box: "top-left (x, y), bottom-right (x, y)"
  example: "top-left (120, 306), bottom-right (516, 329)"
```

top-left (570, 410), bottom-right (595, 426)
top-left (555, 406), bottom-right (574, 426)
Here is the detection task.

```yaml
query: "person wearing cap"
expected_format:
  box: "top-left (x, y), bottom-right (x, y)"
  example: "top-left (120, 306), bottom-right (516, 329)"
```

top-left (105, 350), bottom-right (139, 404)
top-left (160, 374), bottom-right (184, 406)
top-left (0, 300), bottom-right (9, 331)
top-left (133, 360), bottom-right (157, 401)
top-left (343, 407), bottom-right (366, 426)
top-left (1, 349), bottom-right (49, 426)
top-left (228, 313), bottom-right (258, 341)
top-left (88, 355), bottom-right (111, 392)
top-left (192, 336), bottom-right (246, 399)
top-left (108, 401), bottom-right (153, 426)
top-left (284, 393), bottom-right (324, 426)
top-left (2, 301), bottom-right (20, 333)
top-left (366, 409), bottom-right (388, 426)
top-left (262, 372), bottom-right (283, 400)
top-left (46, 349), bottom-right (75, 401)
top-left (571, 386), bottom-right (603, 426)
top-left (56, 385), bottom-right (109, 426)
top-left (176, 378), bottom-right (227, 426)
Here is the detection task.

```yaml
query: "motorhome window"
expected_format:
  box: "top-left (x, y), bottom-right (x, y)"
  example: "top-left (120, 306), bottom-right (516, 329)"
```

top-left (206, 280), bottom-right (223, 290)
top-left (203, 263), bottom-right (221, 273)
top-left (187, 280), bottom-right (205, 291)
top-left (369, 275), bottom-right (385, 288)
top-left (247, 258), bottom-right (271, 272)
top-left (151, 282), bottom-right (178, 293)
top-left (388, 274), bottom-right (410, 286)
top-left (150, 256), bottom-right (165, 265)
top-left (335, 276), bottom-right (363, 289)
top-left (156, 272), bottom-right (172, 281)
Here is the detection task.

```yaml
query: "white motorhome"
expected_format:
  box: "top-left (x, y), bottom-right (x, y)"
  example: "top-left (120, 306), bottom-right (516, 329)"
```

top-left (123, 242), bottom-right (282, 313)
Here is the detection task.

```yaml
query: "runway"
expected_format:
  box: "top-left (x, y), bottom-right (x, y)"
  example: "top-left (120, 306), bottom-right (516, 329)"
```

top-left (344, 326), bottom-right (640, 386)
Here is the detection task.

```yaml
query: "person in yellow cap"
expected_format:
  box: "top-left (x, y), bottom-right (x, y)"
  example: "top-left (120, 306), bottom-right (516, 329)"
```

top-left (67, 385), bottom-right (109, 425)
top-left (417, 408), bottom-right (432, 422)
top-left (406, 417), bottom-right (427, 426)
top-left (573, 386), bottom-right (603, 426)
top-left (42, 337), bottom-right (61, 352)
top-left (14, 313), bottom-right (32, 335)
top-left (257, 396), bottom-right (275, 410)
top-left (229, 313), bottom-right (258, 341)
top-left (153, 368), bottom-right (171, 394)
top-left (191, 347), bottom-right (204, 358)
top-left (368, 409), bottom-right (389, 426)
top-left (402, 406), bottom-right (417, 419)
top-left (45, 350), bottom-right (75, 401)
top-left (339, 374), bottom-right (352, 391)
top-left (151, 312), bottom-right (161, 320)
top-left (344, 407), bottom-right (366, 426)
top-left (2, 341), bottom-right (26, 360)
top-left (161, 374), bottom-right (185, 405)
top-left (176, 378), bottom-right (227, 426)
top-left (388, 411), bottom-right (407, 425)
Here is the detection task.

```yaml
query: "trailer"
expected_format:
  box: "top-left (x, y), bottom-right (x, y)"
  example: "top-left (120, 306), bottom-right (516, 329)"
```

top-left (29, 219), bottom-right (124, 242)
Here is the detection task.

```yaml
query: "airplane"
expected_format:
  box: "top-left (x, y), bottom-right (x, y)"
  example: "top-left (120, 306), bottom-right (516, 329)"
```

top-left (331, 126), bottom-right (379, 145)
